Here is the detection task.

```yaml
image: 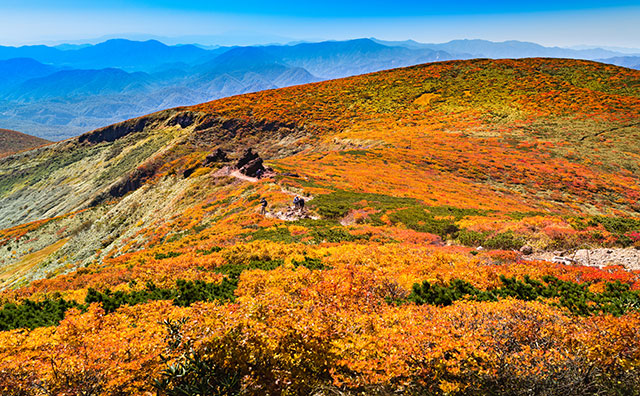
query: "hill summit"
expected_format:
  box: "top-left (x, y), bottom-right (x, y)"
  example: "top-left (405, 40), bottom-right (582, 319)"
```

top-left (0, 58), bottom-right (639, 395)
top-left (0, 128), bottom-right (50, 158)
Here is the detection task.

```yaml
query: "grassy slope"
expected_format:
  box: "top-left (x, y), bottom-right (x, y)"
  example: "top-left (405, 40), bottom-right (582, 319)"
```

top-left (188, 58), bottom-right (640, 215)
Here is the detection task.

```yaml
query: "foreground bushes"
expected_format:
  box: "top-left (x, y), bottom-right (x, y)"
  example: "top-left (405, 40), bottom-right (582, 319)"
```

top-left (0, 259), bottom-right (285, 331)
top-left (1, 243), bottom-right (640, 395)
top-left (1, 275), bottom-right (640, 395)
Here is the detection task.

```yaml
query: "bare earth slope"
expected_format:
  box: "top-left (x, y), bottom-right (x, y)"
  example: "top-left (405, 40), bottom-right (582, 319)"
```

top-left (0, 128), bottom-right (50, 158)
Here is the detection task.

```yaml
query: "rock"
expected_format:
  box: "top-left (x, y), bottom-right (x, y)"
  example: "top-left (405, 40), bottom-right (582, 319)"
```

top-left (203, 148), bottom-right (229, 165)
top-left (520, 245), bottom-right (533, 255)
top-left (552, 256), bottom-right (575, 265)
top-left (183, 166), bottom-right (197, 178)
top-left (239, 158), bottom-right (265, 178)
top-left (236, 148), bottom-right (259, 169)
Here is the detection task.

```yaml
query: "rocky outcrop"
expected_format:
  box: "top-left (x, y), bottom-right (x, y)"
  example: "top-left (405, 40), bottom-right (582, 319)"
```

top-left (236, 148), bottom-right (259, 169)
top-left (520, 245), bottom-right (533, 255)
top-left (529, 248), bottom-right (640, 270)
top-left (78, 116), bottom-right (149, 144)
top-left (239, 158), bottom-right (265, 178)
top-left (166, 111), bottom-right (196, 129)
top-left (236, 148), bottom-right (266, 178)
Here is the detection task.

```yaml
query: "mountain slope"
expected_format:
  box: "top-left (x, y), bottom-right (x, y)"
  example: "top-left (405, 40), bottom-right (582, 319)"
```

top-left (1, 57), bottom-right (638, 277)
top-left (0, 58), bottom-right (59, 90)
top-left (0, 58), bottom-right (639, 394)
top-left (4, 38), bottom-right (639, 141)
top-left (0, 128), bottom-right (50, 157)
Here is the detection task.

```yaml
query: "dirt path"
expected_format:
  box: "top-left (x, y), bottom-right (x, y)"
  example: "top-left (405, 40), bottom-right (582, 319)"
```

top-left (217, 166), bottom-right (317, 221)
top-left (214, 166), bottom-right (269, 183)
top-left (230, 170), bottom-right (259, 183)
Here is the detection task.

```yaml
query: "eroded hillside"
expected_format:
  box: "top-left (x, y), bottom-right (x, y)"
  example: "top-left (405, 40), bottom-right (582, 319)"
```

top-left (1, 58), bottom-right (640, 395)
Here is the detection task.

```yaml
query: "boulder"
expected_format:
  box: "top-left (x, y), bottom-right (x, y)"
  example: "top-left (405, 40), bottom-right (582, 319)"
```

top-left (183, 166), bottom-right (198, 178)
top-left (520, 245), bottom-right (533, 255)
top-left (236, 148), bottom-right (259, 169)
top-left (239, 158), bottom-right (265, 177)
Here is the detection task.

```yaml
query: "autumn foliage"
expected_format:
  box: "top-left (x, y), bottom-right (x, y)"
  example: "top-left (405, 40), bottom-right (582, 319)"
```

top-left (1, 58), bottom-right (640, 395)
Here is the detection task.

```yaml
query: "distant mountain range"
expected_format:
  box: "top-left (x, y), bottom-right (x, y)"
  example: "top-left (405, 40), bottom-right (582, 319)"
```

top-left (374, 39), bottom-right (631, 59)
top-left (0, 38), bottom-right (637, 141)
top-left (596, 56), bottom-right (640, 70)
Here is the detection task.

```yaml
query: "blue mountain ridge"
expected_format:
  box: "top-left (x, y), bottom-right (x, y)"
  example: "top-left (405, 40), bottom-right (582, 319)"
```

top-left (0, 38), bottom-right (637, 141)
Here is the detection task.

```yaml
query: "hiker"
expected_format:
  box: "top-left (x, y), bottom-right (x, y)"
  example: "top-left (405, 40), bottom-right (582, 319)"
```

top-left (293, 196), bottom-right (299, 210)
top-left (298, 196), bottom-right (305, 211)
top-left (260, 197), bottom-right (268, 215)
top-left (255, 168), bottom-right (263, 179)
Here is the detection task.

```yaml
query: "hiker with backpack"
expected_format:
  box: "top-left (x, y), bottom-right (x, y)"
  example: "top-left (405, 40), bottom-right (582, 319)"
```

top-left (260, 197), bottom-right (268, 215)
top-left (293, 196), bottom-right (305, 212)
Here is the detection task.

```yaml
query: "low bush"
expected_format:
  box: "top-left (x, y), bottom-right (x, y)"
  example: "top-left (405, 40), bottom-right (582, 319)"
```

top-left (409, 275), bottom-right (640, 316)
top-left (0, 298), bottom-right (81, 331)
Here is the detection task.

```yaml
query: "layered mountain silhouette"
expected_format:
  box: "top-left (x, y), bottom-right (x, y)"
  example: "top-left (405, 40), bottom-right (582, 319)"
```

top-left (597, 56), bottom-right (640, 70)
top-left (385, 39), bottom-right (628, 59)
top-left (0, 38), bottom-right (637, 140)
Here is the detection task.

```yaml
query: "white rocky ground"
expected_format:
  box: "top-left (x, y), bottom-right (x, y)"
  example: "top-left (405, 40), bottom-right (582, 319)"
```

top-left (528, 248), bottom-right (640, 270)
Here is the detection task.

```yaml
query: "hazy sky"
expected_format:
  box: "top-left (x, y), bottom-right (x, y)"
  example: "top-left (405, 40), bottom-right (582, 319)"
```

top-left (0, 1), bottom-right (639, 47)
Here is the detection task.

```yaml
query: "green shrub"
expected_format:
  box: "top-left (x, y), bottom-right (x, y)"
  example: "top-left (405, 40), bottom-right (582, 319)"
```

top-left (153, 319), bottom-right (242, 396)
top-left (250, 226), bottom-right (297, 243)
top-left (292, 257), bottom-right (328, 270)
top-left (589, 216), bottom-right (640, 235)
top-left (311, 190), bottom-right (416, 220)
top-left (85, 282), bottom-right (175, 313)
top-left (408, 275), bottom-right (640, 316)
top-left (0, 298), bottom-right (81, 331)
top-left (586, 216), bottom-right (640, 246)
top-left (154, 251), bottom-right (183, 260)
top-left (173, 278), bottom-right (238, 307)
top-left (154, 351), bottom-right (242, 396)
top-left (483, 231), bottom-right (524, 250)
top-left (197, 246), bottom-right (223, 255)
top-left (388, 207), bottom-right (459, 238)
top-left (457, 229), bottom-right (489, 247)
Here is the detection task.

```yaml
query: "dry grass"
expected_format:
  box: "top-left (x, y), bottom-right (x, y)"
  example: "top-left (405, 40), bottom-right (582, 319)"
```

top-left (0, 238), bottom-right (68, 285)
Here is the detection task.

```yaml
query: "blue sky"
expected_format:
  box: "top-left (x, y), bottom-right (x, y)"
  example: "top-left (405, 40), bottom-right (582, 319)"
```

top-left (0, 1), bottom-right (639, 47)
